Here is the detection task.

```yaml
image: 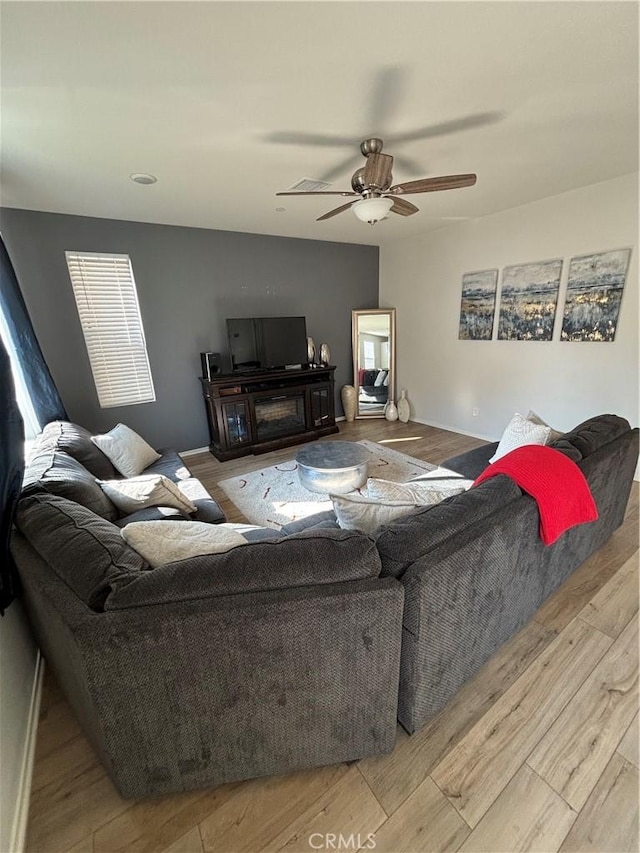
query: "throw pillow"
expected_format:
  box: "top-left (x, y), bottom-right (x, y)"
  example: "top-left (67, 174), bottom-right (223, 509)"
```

top-left (526, 410), bottom-right (563, 443)
top-left (91, 424), bottom-right (161, 478)
top-left (489, 413), bottom-right (551, 463)
top-left (374, 370), bottom-right (387, 387)
top-left (366, 476), bottom-right (472, 505)
top-left (121, 520), bottom-right (246, 568)
top-left (331, 493), bottom-right (419, 535)
top-left (100, 475), bottom-right (197, 515)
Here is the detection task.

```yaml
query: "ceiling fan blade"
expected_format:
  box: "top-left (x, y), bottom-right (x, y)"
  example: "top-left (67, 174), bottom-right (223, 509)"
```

top-left (388, 111), bottom-right (503, 144)
top-left (276, 191), bottom-right (356, 197)
top-left (265, 131), bottom-right (355, 147)
top-left (365, 65), bottom-right (405, 131)
top-left (389, 197), bottom-right (419, 216)
top-left (316, 201), bottom-right (357, 221)
top-left (320, 153), bottom-right (362, 184)
top-left (363, 153), bottom-right (394, 190)
top-left (389, 174), bottom-right (477, 195)
top-left (393, 154), bottom-right (428, 177)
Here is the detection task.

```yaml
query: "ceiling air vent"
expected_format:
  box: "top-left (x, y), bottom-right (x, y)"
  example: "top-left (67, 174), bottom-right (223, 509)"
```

top-left (286, 177), bottom-right (332, 192)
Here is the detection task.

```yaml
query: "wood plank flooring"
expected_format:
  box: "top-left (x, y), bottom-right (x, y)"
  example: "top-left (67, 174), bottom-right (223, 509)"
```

top-left (24, 420), bottom-right (639, 853)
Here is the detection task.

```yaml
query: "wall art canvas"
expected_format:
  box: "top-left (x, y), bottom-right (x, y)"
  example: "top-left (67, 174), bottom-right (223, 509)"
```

top-left (497, 259), bottom-right (563, 341)
top-left (560, 249), bottom-right (631, 342)
top-left (458, 269), bottom-right (498, 340)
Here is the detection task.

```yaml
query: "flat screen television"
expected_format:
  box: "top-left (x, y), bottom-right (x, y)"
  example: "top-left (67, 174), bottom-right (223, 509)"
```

top-left (227, 316), bottom-right (308, 371)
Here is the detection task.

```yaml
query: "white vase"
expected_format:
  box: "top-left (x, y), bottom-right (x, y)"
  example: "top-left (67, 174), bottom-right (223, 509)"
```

top-left (398, 389), bottom-right (410, 423)
top-left (341, 384), bottom-right (357, 422)
top-left (319, 343), bottom-right (331, 365)
top-left (384, 400), bottom-right (399, 422)
top-left (306, 337), bottom-right (316, 364)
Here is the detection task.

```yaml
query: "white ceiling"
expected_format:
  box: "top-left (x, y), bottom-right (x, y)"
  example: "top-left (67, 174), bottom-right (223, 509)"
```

top-left (1, 1), bottom-right (638, 247)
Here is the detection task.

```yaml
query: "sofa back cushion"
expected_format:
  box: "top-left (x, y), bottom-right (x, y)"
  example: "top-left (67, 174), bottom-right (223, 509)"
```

top-left (23, 448), bottom-right (118, 521)
top-left (553, 414), bottom-right (630, 459)
top-left (375, 475), bottom-right (522, 578)
top-left (39, 421), bottom-right (118, 480)
top-left (105, 528), bottom-right (382, 609)
top-left (14, 493), bottom-right (147, 610)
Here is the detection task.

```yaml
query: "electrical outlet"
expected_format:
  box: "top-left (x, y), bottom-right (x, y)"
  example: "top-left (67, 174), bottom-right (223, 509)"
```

top-left (472, 407), bottom-right (480, 417)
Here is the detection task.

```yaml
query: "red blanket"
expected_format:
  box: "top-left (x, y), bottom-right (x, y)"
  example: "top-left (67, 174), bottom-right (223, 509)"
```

top-left (474, 444), bottom-right (598, 545)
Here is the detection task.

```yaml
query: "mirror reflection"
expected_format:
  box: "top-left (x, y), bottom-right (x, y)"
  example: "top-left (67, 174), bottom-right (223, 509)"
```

top-left (352, 309), bottom-right (396, 418)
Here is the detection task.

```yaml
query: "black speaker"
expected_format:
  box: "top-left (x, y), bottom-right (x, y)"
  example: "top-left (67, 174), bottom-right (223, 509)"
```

top-left (201, 352), bottom-right (222, 379)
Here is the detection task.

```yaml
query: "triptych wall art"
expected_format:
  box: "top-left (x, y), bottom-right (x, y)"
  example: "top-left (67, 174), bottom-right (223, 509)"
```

top-left (458, 248), bottom-right (631, 342)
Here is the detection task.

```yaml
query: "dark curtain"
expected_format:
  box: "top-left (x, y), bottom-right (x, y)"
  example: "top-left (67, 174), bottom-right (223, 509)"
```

top-left (0, 236), bottom-right (67, 425)
top-left (0, 235), bottom-right (67, 611)
top-left (0, 335), bottom-right (25, 612)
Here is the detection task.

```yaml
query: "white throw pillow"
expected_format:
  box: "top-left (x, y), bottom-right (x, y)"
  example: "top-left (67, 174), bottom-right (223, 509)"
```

top-left (121, 520), bottom-right (246, 568)
top-left (526, 410), bottom-right (564, 443)
top-left (367, 476), bottom-right (472, 505)
top-left (489, 413), bottom-right (551, 463)
top-left (92, 424), bottom-right (161, 478)
top-left (374, 370), bottom-right (387, 387)
top-left (331, 493), bottom-right (418, 535)
top-left (100, 475), bottom-right (197, 515)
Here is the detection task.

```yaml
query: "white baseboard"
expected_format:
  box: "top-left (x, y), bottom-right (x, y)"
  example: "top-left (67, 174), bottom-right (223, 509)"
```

top-left (409, 416), bottom-right (496, 443)
top-left (10, 653), bottom-right (44, 853)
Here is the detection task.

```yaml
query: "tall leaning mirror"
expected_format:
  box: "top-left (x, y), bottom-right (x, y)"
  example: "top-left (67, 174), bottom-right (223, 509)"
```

top-left (352, 308), bottom-right (396, 418)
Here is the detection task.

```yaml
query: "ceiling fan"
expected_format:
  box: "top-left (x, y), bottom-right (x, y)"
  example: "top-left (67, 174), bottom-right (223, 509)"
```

top-left (276, 137), bottom-right (477, 225)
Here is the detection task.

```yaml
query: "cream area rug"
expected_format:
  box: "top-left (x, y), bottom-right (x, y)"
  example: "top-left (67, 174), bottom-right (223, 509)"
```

top-left (217, 439), bottom-right (436, 529)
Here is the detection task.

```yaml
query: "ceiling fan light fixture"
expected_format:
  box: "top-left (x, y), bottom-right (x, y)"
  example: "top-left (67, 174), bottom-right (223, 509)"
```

top-left (352, 197), bottom-right (393, 224)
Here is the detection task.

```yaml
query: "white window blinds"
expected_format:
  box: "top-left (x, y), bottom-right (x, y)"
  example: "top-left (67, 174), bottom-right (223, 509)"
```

top-left (65, 252), bottom-right (156, 408)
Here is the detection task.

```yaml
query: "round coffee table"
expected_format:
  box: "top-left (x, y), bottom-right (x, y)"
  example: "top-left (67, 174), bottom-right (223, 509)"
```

top-left (296, 440), bottom-right (370, 494)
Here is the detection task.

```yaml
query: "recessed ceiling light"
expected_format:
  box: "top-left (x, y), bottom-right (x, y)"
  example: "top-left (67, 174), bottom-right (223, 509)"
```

top-left (275, 207), bottom-right (286, 213)
top-left (130, 173), bottom-right (157, 185)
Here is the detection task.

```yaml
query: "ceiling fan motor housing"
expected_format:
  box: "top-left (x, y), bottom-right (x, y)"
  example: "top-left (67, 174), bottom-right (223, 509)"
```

top-left (360, 138), bottom-right (384, 156)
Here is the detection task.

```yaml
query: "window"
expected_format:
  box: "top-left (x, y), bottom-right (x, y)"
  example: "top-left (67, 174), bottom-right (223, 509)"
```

top-left (363, 340), bottom-right (376, 369)
top-left (65, 252), bottom-right (155, 408)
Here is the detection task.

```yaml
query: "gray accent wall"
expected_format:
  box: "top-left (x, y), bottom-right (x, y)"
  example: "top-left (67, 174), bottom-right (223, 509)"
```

top-left (0, 209), bottom-right (378, 451)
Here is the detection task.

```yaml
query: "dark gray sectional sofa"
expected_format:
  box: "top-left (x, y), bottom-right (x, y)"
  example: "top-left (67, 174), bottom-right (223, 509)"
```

top-left (10, 414), bottom-right (638, 798)
top-left (12, 421), bottom-right (404, 798)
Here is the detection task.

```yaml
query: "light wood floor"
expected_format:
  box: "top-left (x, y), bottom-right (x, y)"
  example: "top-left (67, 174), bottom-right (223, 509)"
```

top-left (26, 420), bottom-right (639, 853)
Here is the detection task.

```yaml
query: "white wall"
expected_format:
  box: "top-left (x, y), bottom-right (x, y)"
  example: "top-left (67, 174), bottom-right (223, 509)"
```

top-left (380, 174), bottom-right (639, 440)
top-left (0, 602), bottom-right (40, 853)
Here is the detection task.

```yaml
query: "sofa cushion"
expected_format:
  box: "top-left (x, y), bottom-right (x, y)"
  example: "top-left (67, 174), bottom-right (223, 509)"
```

top-left (22, 448), bottom-right (118, 521)
top-left (105, 529), bottom-right (382, 610)
top-left (442, 443), bottom-right (499, 479)
top-left (14, 493), bottom-right (147, 610)
top-left (375, 475), bottom-right (522, 578)
top-left (557, 414), bottom-right (630, 459)
top-left (39, 421), bottom-right (118, 480)
top-left (121, 520), bottom-right (246, 567)
top-left (141, 449), bottom-right (191, 481)
top-left (546, 436), bottom-right (582, 463)
top-left (91, 423), bottom-right (161, 478)
top-left (174, 476), bottom-right (227, 524)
